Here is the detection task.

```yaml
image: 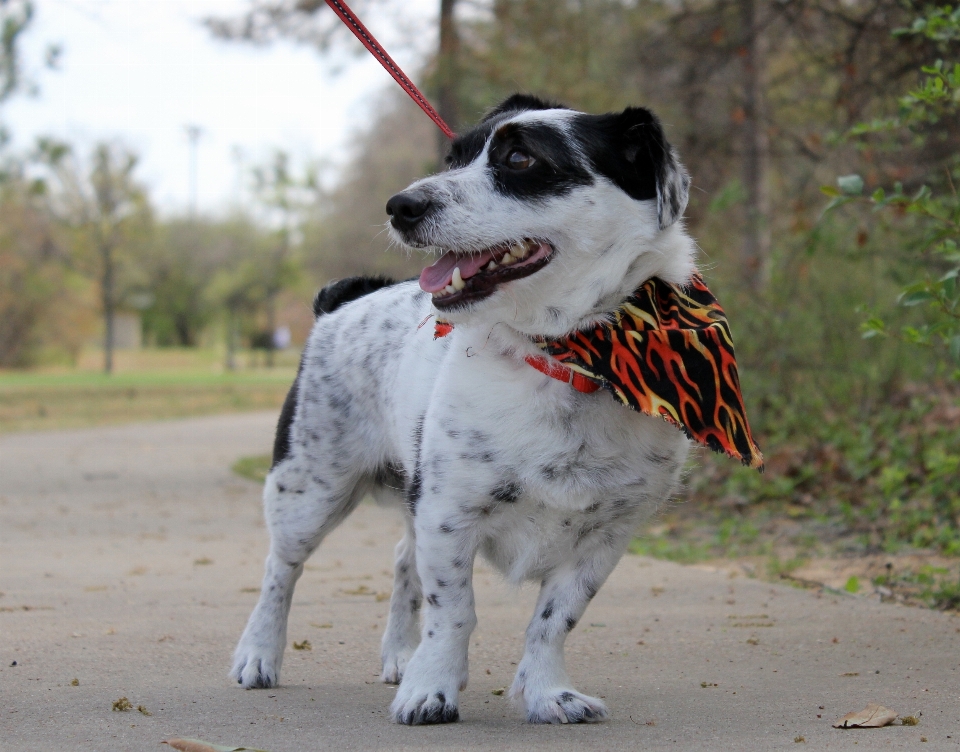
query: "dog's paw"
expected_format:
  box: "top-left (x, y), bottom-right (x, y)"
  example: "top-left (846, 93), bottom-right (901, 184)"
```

top-left (380, 648), bottom-right (413, 685)
top-left (524, 689), bottom-right (607, 724)
top-left (230, 647), bottom-right (281, 689)
top-left (390, 687), bottom-right (460, 725)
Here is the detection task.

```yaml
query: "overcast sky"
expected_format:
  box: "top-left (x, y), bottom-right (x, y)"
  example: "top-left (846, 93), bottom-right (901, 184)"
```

top-left (3, 0), bottom-right (436, 216)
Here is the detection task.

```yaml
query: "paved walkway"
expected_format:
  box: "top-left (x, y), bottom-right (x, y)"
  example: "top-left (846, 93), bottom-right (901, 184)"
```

top-left (1, 413), bottom-right (958, 751)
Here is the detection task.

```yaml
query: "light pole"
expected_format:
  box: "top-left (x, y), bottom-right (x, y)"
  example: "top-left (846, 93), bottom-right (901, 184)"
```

top-left (184, 124), bottom-right (204, 217)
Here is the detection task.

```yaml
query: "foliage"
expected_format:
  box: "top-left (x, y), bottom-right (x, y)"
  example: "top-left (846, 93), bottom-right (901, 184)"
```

top-left (0, 176), bottom-right (93, 366)
top-left (822, 5), bottom-right (960, 378)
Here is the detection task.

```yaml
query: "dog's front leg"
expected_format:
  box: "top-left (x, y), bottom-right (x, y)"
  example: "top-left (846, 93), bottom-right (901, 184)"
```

top-left (510, 544), bottom-right (626, 723)
top-left (390, 500), bottom-right (478, 725)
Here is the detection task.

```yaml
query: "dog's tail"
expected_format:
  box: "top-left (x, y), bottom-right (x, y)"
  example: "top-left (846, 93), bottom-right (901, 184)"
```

top-left (312, 276), bottom-right (397, 318)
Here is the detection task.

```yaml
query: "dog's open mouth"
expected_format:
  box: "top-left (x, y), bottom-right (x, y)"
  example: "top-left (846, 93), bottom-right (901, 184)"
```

top-left (418, 239), bottom-right (554, 308)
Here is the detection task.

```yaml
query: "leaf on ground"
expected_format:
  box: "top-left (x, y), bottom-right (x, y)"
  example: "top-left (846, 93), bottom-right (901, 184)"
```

top-left (833, 703), bottom-right (898, 728)
top-left (161, 738), bottom-right (270, 752)
top-left (112, 697), bottom-right (132, 711)
top-left (292, 639), bottom-right (312, 651)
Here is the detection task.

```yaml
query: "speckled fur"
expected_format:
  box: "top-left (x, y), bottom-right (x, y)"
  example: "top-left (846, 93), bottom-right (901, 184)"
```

top-left (231, 99), bottom-right (696, 726)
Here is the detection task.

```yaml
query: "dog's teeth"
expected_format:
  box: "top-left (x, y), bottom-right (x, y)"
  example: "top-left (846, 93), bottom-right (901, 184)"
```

top-left (445, 284), bottom-right (456, 294)
top-left (524, 239), bottom-right (538, 252)
top-left (452, 267), bottom-right (465, 291)
top-left (432, 292), bottom-right (442, 299)
top-left (510, 242), bottom-right (525, 257)
top-left (486, 260), bottom-right (498, 271)
top-left (501, 252), bottom-right (515, 265)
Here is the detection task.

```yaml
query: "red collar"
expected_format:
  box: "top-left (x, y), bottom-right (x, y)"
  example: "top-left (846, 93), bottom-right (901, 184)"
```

top-left (432, 318), bottom-right (600, 393)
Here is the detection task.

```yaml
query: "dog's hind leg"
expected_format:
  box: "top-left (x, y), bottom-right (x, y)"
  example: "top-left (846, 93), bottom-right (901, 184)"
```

top-left (380, 516), bottom-right (422, 684)
top-left (230, 468), bottom-right (366, 689)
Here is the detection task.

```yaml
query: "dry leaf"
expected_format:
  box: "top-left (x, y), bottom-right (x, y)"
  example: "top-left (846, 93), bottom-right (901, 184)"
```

top-left (491, 688), bottom-right (505, 696)
top-left (833, 703), bottom-right (898, 728)
top-left (161, 739), bottom-right (269, 752)
top-left (292, 640), bottom-right (311, 651)
top-left (112, 697), bottom-right (132, 712)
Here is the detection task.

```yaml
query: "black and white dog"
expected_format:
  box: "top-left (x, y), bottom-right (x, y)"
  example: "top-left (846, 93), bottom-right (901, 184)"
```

top-left (231, 94), bottom-right (696, 725)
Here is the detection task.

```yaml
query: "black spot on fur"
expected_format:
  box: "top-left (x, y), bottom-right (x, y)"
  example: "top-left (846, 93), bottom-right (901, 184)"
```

top-left (445, 95), bottom-right (564, 170)
top-left (488, 121), bottom-right (593, 200)
top-left (312, 275), bottom-right (395, 317)
top-left (271, 355), bottom-right (306, 468)
top-left (410, 597), bottom-right (421, 611)
top-left (540, 600), bottom-right (554, 620)
top-left (565, 616), bottom-right (577, 632)
top-left (427, 631), bottom-right (434, 638)
top-left (491, 482), bottom-right (523, 503)
top-left (427, 594), bottom-right (439, 607)
top-left (570, 107), bottom-right (688, 228)
top-left (406, 415), bottom-right (426, 516)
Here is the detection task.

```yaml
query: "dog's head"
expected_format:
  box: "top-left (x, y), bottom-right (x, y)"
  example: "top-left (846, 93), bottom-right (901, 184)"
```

top-left (386, 95), bottom-right (696, 336)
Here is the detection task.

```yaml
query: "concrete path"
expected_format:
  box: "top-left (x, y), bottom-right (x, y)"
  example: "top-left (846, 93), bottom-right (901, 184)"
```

top-left (1, 413), bottom-right (958, 751)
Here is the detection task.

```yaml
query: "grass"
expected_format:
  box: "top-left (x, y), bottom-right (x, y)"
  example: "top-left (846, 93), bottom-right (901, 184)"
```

top-left (232, 454), bottom-right (272, 484)
top-left (0, 347), bottom-right (296, 433)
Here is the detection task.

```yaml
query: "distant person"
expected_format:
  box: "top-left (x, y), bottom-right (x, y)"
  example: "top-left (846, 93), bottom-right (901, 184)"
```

top-left (272, 326), bottom-right (291, 351)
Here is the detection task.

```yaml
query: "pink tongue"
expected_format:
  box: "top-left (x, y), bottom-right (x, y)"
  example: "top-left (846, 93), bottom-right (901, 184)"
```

top-left (419, 248), bottom-right (496, 293)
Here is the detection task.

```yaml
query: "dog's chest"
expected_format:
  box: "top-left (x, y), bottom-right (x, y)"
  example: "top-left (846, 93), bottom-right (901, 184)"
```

top-left (421, 334), bottom-right (688, 508)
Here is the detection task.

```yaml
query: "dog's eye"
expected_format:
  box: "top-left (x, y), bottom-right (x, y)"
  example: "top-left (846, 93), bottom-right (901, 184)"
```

top-left (505, 150), bottom-right (535, 170)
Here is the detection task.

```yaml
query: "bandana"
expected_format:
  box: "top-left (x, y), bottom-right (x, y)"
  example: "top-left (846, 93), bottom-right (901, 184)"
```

top-left (434, 273), bottom-right (763, 470)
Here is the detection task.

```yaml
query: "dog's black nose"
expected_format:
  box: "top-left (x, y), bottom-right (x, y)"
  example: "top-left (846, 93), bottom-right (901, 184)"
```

top-left (386, 191), bottom-right (433, 231)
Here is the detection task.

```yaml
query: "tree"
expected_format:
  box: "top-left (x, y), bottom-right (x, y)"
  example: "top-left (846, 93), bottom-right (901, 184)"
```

top-left (248, 150), bottom-right (311, 366)
top-left (36, 140), bottom-right (151, 373)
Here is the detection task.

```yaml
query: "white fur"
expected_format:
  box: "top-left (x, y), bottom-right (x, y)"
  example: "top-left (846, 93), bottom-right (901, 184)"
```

top-left (231, 105), bottom-right (696, 725)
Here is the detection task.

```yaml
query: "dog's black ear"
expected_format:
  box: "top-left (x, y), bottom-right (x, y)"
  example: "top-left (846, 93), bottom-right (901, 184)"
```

top-left (575, 107), bottom-right (690, 229)
top-left (482, 94), bottom-right (567, 123)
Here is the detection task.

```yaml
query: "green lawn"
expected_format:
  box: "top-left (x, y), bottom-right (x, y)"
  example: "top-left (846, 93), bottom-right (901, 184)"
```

top-left (0, 348), bottom-right (296, 433)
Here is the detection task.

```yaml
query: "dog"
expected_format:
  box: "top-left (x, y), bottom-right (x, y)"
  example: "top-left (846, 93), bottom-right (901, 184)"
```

top-left (230, 94), bottom-right (697, 725)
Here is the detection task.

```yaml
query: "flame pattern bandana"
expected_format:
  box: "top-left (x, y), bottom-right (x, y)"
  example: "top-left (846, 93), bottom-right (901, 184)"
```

top-left (435, 272), bottom-right (763, 470)
top-left (535, 273), bottom-right (762, 469)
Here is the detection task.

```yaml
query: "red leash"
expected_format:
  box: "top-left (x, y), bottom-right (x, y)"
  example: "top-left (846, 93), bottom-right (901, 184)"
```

top-left (324, 0), bottom-right (456, 140)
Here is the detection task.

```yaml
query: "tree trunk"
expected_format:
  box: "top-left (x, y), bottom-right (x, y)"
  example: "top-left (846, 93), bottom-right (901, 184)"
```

top-left (225, 309), bottom-right (237, 372)
top-left (436, 0), bottom-right (460, 164)
top-left (739, 0), bottom-right (771, 292)
top-left (102, 243), bottom-right (115, 374)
